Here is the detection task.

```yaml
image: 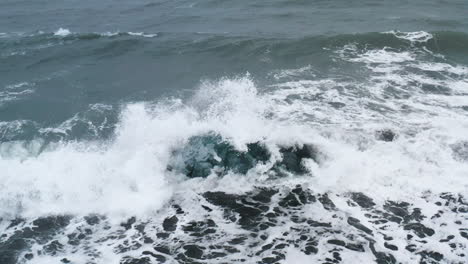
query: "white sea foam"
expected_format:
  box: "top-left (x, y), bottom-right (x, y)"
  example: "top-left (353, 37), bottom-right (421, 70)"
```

top-left (417, 62), bottom-right (468, 75)
top-left (4, 29), bottom-right (157, 40)
top-left (100, 31), bottom-right (157, 38)
top-left (0, 78), bottom-right (268, 218)
top-left (100, 31), bottom-right (120, 37)
top-left (346, 48), bottom-right (415, 64)
top-left (128, 32), bottom-right (157, 38)
top-left (1, 66), bottom-right (467, 221)
top-left (0, 82), bottom-right (35, 105)
top-left (384, 30), bottom-right (434, 43)
top-left (54, 28), bottom-right (71, 37)
top-left (38, 103), bottom-right (114, 138)
top-left (1, 38), bottom-right (468, 263)
top-left (272, 65), bottom-right (315, 80)
top-left (5, 82), bottom-right (31, 89)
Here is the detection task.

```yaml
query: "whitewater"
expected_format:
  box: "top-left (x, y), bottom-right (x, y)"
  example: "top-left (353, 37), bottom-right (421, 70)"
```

top-left (0, 28), bottom-right (467, 263)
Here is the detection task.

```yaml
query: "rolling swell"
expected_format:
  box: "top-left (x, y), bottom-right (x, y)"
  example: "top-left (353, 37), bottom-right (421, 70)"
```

top-left (2, 30), bottom-right (468, 59)
top-left (2, 30), bottom-right (466, 137)
top-left (1, 28), bottom-right (468, 264)
top-left (178, 31), bottom-right (468, 62)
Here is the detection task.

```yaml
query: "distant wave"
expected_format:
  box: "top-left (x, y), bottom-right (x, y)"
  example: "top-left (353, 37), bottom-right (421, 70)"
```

top-left (2, 30), bottom-right (467, 60)
top-left (52, 27), bottom-right (158, 38)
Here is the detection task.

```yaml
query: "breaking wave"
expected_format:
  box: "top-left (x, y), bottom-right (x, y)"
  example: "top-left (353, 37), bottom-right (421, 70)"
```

top-left (1, 31), bottom-right (467, 263)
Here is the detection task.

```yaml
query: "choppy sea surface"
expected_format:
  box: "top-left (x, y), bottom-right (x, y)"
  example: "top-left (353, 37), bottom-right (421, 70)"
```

top-left (1, 0), bottom-right (467, 263)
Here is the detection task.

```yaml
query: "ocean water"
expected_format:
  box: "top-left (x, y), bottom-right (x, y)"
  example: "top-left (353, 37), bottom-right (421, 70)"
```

top-left (1, 0), bottom-right (467, 263)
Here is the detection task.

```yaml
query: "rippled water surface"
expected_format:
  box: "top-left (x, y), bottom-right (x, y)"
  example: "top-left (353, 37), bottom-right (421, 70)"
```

top-left (0, 1), bottom-right (467, 263)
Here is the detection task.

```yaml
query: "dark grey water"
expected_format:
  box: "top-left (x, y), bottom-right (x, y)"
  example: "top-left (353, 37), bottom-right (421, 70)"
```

top-left (1, 1), bottom-right (467, 263)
